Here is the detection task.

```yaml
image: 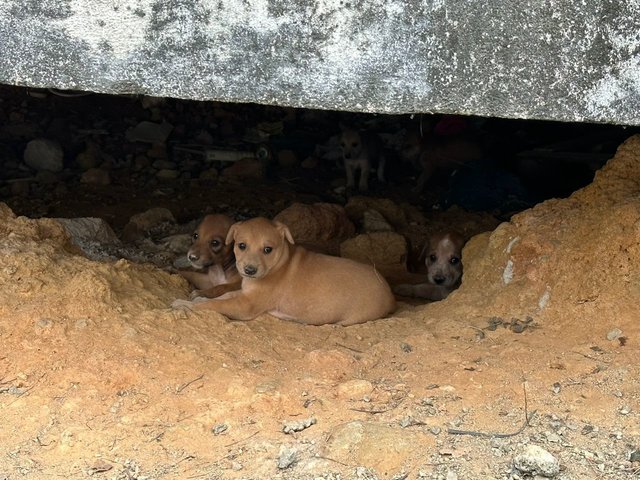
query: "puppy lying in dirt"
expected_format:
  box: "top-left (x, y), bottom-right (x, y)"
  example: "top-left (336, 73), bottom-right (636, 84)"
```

top-left (340, 124), bottom-right (386, 191)
top-left (173, 217), bottom-right (396, 326)
top-left (393, 232), bottom-right (465, 301)
top-left (178, 214), bottom-right (241, 299)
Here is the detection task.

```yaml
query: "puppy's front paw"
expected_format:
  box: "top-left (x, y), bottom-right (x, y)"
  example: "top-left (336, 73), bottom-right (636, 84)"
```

top-left (393, 284), bottom-right (415, 297)
top-left (171, 299), bottom-right (194, 310)
top-left (189, 289), bottom-right (204, 300)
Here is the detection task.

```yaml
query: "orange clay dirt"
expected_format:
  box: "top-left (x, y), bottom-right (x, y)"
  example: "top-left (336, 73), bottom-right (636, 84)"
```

top-left (1, 137), bottom-right (640, 480)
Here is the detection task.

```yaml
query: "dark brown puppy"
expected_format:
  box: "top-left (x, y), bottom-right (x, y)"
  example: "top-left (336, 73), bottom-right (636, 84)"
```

top-left (179, 214), bottom-right (241, 299)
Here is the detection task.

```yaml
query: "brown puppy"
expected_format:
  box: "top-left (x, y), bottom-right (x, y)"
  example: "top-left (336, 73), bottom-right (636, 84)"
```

top-left (340, 125), bottom-right (386, 191)
top-left (403, 131), bottom-right (483, 192)
top-left (173, 217), bottom-right (396, 326)
top-left (179, 214), bottom-right (241, 299)
top-left (393, 232), bottom-right (465, 301)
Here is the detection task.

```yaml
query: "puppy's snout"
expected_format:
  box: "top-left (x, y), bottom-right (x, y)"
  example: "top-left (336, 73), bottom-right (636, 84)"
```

top-left (188, 253), bottom-right (199, 262)
top-left (243, 265), bottom-right (258, 276)
top-left (433, 275), bottom-right (446, 285)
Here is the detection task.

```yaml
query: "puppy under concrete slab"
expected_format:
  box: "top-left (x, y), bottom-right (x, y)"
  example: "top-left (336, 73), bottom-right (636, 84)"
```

top-left (173, 217), bottom-right (396, 326)
top-left (393, 232), bottom-right (465, 301)
top-left (178, 214), bottom-right (241, 299)
top-left (340, 125), bottom-right (386, 191)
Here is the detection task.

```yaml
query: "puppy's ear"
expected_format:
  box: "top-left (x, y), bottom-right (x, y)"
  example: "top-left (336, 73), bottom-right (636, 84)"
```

top-left (274, 221), bottom-right (295, 245)
top-left (225, 222), bottom-right (240, 245)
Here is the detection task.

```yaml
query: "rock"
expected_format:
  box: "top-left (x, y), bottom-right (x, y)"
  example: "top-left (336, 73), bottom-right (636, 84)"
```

top-left (23, 138), bottom-right (64, 172)
top-left (345, 196), bottom-right (407, 229)
top-left (199, 167), bottom-right (219, 182)
top-left (340, 231), bottom-right (407, 268)
top-left (152, 159), bottom-right (177, 170)
top-left (10, 180), bottom-right (31, 197)
top-left (362, 209), bottom-right (394, 232)
top-left (80, 168), bottom-right (111, 185)
top-left (221, 158), bottom-right (265, 179)
top-left (35, 170), bottom-right (59, 185)
top-left (156, 168), bottom-right (180, 180)
top-left (146, 143), bottom-right (168, 160)
top-left (301, 156), bottom-right (318, 168)
top-left (336, 379), bottom-right (374, 400)
top-left (125, 120), bottom-right (173, 144)
top-left (161, 234), bottom-right (192, 254)
top-left (133, 155), bottom-right (150, 171)
top-left (277, 447), bottom-right (297, 469)
top-left (75, 141), bottom-right (101, 170)
top-left (56, 217), bottom-right (121, 246)
top-left (512, 445), bottom-right (560, 477)
top-left (320, 421), bottom-right (433, 473)
top-left (606, 328), bottom-right (622, 341)
top-left (277, 149), bottom-right (298, 167)
top-left (274, 203), bottom-right (355, 255)
top-left (121, 207), bottom-right (176, 242)
top-left (282, 416), bottom-right (316, 434)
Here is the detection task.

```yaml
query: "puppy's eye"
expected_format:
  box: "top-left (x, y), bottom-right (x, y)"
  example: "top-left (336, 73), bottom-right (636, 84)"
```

top-left (238, 243), bottom-right (246, 250)
top-left (263, 246), bottom-right (273, 254)
top-left (210, 240), bottom-right (220, 248)
top-left (192, 232), bottom-right (199, 240)
top-left (450, 257), bottom-right (460, 265)
top-left (429, 254), bottom-right (437, 262)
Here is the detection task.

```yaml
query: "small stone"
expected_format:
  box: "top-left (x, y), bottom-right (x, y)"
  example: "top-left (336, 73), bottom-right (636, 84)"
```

top-left (277, 447), bottom-right (297, 469)
top-left (282, 416), bottom-right (316, 434)
top-left (400, 342), bottom-right (413, 353)
top-left (362, 209), bottom-right (394, 233)
top-left (618, 405), bottom-right (632, 415)
top-left (545, 432), bottom-right (561, 443)
top-left (156, 168), bottom-right (179, 180)
top-left (445, 471), bottom-right (458, 480)
top-left (24, 138), bottom-right (64, 172)
top-left (212, 423), bottom-right (228, 435)
top-left (35, 170), bottom-right (59, 185)
top-left (552, 382), bottom-right (561, 395)
top-left (513, 445), bottom-right (560, 477)
top-left (152, 159), bottom-right (177, 170)
top-left (337, 379), bottom-right (374, 400)
top-left (36, 318), bottom-right (53, 329)
top-left (629, 449), bottom-right (640, 462)
top-left (430, 426), bottom-right (441, 435)
top-left (606, 328), bottom-right (623, 341)
top-left (75, 141), bottom-right (101, 170)
top-left (221, 158), bottom-right (265, 179)
top-left (81, 168), bottom-right (111, 185)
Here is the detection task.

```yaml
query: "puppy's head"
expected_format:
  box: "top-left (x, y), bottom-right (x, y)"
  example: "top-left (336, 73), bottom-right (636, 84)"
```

top-left (339, 125), bottom-right (363, 161)
top-left (226, 217), bottom-right (294, 279)
top-left (187, 214), bottom-right (235, 269)
top-left (425, 232), bottom-right (465, 288)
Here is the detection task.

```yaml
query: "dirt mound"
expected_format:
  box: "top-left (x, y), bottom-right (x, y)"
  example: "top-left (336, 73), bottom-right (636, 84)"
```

top-left (1, 137), bottom-right (640, 479)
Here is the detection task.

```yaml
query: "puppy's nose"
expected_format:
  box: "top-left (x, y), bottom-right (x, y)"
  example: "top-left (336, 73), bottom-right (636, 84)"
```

top-left (433, 276), bottom-right (445, 285)
top-left (243, 265), bottom-right (258, 276)
top-left (188, 253), bottom-right (199, 262)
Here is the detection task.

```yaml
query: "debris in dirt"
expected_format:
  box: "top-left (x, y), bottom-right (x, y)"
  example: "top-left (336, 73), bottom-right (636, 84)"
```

top-left (121, 207), bottom-right (176, 243)
top-left (282, 416), bottom-right (316, 434)
top-left (80, 167), bottom-right (111, 185)
top-left (400, 342), bottom-right (413, 353)
top-left (630, 449), bottom-right (640, 462)
top-left (87, 459), bottom-right (113, 475)
top-left (618, 405), bottom-right (632, 415)
top-left (512, 444), bottom-right (560, 477)
top-left (354, 466), bottom-right (378, 479)
top-left (175, 373), bottom-right (204, 393)
top-left (484, 316), bottom-right (536, 333)
top-left (430, 426), bottom-right (442, 435)
top-left (391, 472), bottom-right (409, 480)
top-left (552, 382), bottom-right (561, 394)
top-left (399, 415), bottom-right (426, 428)
top-left (212, 423), bottom-right (228, 435)
top-left (606, 328), bottom-right (623, 341)
top-left (445, 471), bottom-right (459, 480)
top-left (276, 446), bottom-right (298, 469)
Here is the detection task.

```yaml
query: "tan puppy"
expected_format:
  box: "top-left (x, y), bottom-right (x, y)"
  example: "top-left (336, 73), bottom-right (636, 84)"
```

top-left (179, 214), bottom-right (241, 299)
top-left (340, 125), bottom-right (386, 191)
top-left (393, 232), bottom-right (465, 301)
top-left (173, 217), bottom-right (396, 326)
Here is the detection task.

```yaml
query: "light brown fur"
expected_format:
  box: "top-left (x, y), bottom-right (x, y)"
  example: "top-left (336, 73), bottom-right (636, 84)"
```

top-left (340, 125), bottom-right (386, 191)
top-left (393, 232), bottom-right (465, 301)
top-left (173, 217), bottom-right (396, 326)
top-left (178, 214), bottom-right (241, 299)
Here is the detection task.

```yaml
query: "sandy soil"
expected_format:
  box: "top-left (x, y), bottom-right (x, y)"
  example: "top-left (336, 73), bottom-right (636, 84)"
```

top-left (1, 137), bottom-right (640, 480)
